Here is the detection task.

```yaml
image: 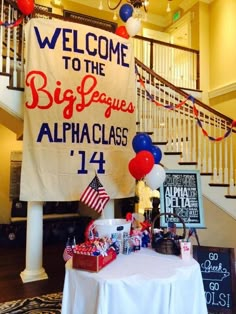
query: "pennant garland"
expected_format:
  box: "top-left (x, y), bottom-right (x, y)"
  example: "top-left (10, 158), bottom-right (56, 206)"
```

top-left (80, 175), bottom-right (110, 213)
top-left (192, 100), bottom-right (236, 141)
top-left (136, 66), bottom-right (236, 142)
top-left (0, 15), bottom-right (24, 28)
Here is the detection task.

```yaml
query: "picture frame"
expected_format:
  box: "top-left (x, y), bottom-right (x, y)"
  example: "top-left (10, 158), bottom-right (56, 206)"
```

top-left (160, 169), bottom-right (205, 228)
top-left (193, 245), bottom-right (236, 313)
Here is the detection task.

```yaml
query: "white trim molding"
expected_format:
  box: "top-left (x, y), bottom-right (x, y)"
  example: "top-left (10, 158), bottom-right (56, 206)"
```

top-left (208, 82), bottom-right (236, 99)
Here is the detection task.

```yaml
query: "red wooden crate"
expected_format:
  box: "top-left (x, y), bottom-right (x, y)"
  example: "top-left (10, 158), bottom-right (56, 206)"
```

top-left (72, 248), bottom-right (116, 272)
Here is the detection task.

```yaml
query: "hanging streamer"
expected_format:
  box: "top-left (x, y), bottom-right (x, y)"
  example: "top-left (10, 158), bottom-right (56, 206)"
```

top-left (136, 66), bottom-right (236, 142)
top-left (193, 101), bottom-right (236, 141)
top-left (0, 15), bottom-right (24, 28)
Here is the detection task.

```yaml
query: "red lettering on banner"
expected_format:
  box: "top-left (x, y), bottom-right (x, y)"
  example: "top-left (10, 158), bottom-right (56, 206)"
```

top-left (25, 70), bottom-right (135, 119)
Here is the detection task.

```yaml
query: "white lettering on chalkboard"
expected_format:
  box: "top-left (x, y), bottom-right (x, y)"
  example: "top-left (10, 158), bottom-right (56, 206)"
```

top-left (205, 291), bottom-right (230, 308)
top-left (201, 253), bottom-right (230, 281)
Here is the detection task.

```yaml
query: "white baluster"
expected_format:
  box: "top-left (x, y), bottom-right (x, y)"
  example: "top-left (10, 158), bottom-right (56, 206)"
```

top-left (12, 9), bottom-right (17, 87)
top-left (0, 0), bottom-right (4, 72)
top-left (213, 117), bottom-right (218, 182)
top-left (218, 118), bottom-right (223, 182)
top-left (223, 121), bottom-right (229, 184)
top-left (229, 136), bottom-right (235, 195)
top-left (192, 106), bottom-right (197, 163)
top-left (6, 4), bottom-right (11, 74)
top-left (207, 115), bottom-right (212, 173)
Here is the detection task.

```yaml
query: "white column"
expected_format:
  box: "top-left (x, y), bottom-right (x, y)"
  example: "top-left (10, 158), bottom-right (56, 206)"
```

top-left (20, 201), bottom-right (48, 283)
top-left (102, 199), bottom-right (115, 219)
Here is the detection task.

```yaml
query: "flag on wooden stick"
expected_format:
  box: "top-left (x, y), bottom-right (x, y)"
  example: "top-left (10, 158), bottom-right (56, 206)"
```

top-left (80, 175), bottom-right (110, 213)
top-left (63, 243), bottom-right (73, 262)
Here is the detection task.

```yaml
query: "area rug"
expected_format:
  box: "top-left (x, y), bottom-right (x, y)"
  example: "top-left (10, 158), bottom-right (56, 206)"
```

top-left (0, 292), bottom-right (62, 313)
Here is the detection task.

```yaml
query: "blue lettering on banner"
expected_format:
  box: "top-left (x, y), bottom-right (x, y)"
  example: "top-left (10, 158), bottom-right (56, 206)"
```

top-left (36, 122), bottom-right (128, 146)
top-left (34, 27), bottom-right (61, 49)
top-left (33, 27), bottom-right (129, 67)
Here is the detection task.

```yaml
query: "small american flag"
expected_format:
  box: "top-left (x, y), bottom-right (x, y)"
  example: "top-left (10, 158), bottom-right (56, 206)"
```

top-left (63, 245), bottom-right (73, 262)
top-left (80, 175), bottom-right (110, 213)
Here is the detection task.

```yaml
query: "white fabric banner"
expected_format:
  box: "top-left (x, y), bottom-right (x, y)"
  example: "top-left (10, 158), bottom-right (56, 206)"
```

top-left (20, 19), bottom-right (136, 201)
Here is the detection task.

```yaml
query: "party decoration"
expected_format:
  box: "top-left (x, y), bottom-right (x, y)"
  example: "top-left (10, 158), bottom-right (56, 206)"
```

top-left (17, 0), bottom-right (34, 16)
top-left (132, 133), bottom-right (152, 153)
top-left (115, 25), bottom-right (130, 39)
top-left (119, 4), bottom-right (133, 23)
top-left (135, 150), bottom-right (154, 176)
top-left (145, 164), bottom-right (166, 190)
top-left (128, 157), bottom-right (144, 180)
top-left (128, 150), bottom-right (154, 180)
top-left (0, 15), bottom-right (24, 28)
top-left (150, 145), bottom-right (162, 164)
top-left (125, 17), bottom-right (141, 37)
top-left (136, 66), bottom-right (236, 143)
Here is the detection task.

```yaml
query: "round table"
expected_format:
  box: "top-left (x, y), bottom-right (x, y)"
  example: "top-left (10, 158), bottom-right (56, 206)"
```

top-left (62, 248), bottom-right (208, 314)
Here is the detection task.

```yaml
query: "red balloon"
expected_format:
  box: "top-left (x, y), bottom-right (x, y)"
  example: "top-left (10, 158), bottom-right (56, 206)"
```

top-left (115, 26), bottom-right (130, 39)
top-left (136, 150), bottom-right (155, 176)
top-left (128, 157), bottom-right (145, 180)
top-left (17, 0), bottom-right (34, 15)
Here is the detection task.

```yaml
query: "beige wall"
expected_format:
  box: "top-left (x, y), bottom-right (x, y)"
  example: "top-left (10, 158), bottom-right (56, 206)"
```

top-left (209, 0), bottom-right (236, 91)
top-left (194, 197), bottom-right (236, 248)
top-left (0, 125), bottom-right (22, 223)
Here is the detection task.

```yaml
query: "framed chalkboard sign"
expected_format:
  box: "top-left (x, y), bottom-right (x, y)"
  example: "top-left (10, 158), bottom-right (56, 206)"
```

top-left (193, 245), bottom-right (236, 313)
top-left (160, 170), bottom-right (205, 228)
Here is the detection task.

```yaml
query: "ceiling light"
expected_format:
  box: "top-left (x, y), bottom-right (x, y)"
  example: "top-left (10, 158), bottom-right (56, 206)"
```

top-left (166, 0), bottom-right (171, 13)
top-left (99, 0), bottom-right (149, 19)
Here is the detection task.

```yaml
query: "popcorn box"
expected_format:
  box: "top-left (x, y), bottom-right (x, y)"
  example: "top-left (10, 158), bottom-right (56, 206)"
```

top-left (72, 248), bottom-right (116, 272)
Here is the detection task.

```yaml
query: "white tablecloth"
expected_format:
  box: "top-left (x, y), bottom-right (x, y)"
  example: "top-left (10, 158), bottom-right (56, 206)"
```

top-left (62, 248), bottom-right (207, 314)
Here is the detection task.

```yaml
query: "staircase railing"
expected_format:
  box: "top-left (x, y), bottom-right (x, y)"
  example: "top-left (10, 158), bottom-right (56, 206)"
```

top-left (135, 59), bottom-right (236, 196)
top-left (132, 35), bottom-right (200, 90)
top-left (0, 1), bottom-right (235, 198)
top-left (0, 0), bottom-right (25, 88)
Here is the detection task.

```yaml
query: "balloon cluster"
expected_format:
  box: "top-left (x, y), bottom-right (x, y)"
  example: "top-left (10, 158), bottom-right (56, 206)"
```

top-left (128, 133), bottom-right (166, 190)
top-left (115, 4), bottom-right (141, 39)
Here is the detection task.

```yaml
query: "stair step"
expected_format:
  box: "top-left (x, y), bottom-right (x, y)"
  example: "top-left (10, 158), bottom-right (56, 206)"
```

top-left (136, 131), bottom-right (153, 135)
top-left (225, 195), bottom-right (236, 199)
top-left (209, 183), bottom-right (229, 187)
top-left (7, 86), bottom-right (24, 91)
top-left (178, 162), bottom-right (197, 166)
top-left (153, 141), bottom-right (168, 145)
top-left (164, 152), bottom-right (182, 156)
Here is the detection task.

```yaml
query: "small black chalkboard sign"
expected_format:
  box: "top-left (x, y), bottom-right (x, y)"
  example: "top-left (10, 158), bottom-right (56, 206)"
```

top-left (193, 245), bottom-right (236, 313)
top-left (160, 170), bottom-right (205, 228)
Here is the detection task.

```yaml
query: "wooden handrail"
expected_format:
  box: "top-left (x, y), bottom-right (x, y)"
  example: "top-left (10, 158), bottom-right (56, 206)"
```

top-left (134, 34), bottom-right (199, 54)
top-left (135, 58), bottom-right (235, 127)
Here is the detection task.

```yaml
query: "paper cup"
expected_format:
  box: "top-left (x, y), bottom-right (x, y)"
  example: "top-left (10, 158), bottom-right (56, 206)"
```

top-left (180, 241), bottom-right (192, 260)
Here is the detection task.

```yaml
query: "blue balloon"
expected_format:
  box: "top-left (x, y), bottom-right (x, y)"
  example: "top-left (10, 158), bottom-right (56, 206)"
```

top-left (119, 4), bottom-right (133, 23)
top-left (150, 145), bottom-right (162, 164)
top-left (132, 133), bottom-right (152, 153)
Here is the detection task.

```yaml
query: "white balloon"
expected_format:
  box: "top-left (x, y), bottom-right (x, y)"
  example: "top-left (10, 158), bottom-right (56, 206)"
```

top-left (126, 17), bottom-right (141, 37)
top-left (145, 164), bottom-right (166, 190)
